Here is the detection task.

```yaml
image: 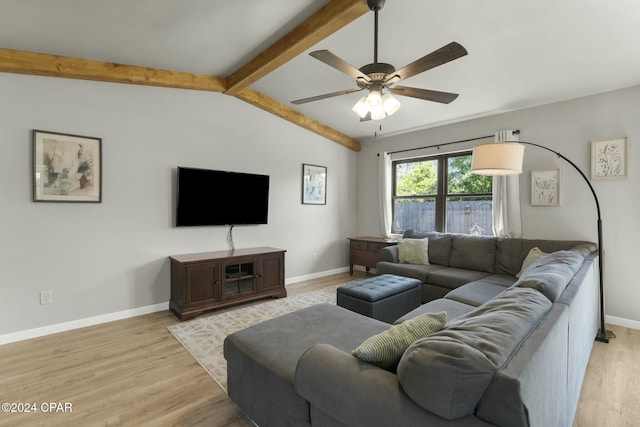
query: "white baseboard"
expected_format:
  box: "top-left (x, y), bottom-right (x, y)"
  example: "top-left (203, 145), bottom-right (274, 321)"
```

top-left (606, 315), bottom-right (640, 331)
top-left (285, 266), bottom-right (350, 285)
top-left (0, 302), bottom-right (169, 346)
top-left (1, 267), bottom-right (352, 346)
top-left (2, 291), bottom-right (636, 346)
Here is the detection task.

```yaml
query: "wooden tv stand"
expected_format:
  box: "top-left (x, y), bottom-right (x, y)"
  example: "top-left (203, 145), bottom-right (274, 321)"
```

top-left (169, 247), bottom-right (286, 321)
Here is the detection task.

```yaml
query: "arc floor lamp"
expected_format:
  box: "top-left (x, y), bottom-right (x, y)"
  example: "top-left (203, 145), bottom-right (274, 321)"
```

top-left (470, 130), bottom-right (611, 343)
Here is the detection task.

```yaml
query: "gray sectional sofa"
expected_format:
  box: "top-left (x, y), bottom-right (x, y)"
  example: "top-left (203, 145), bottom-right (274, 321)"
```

top-left (223, 233), bottom-right (599, 427)
top-left (377, 230), bottom-right (595, 303)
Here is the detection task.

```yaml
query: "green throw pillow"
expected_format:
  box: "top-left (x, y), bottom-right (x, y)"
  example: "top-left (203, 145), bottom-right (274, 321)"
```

top-left (398, 238), bottom-right (430, 265)
top-left (352, 311), bottom-right (447, 370)
top-left (516, 247), bottom-right (548, 278)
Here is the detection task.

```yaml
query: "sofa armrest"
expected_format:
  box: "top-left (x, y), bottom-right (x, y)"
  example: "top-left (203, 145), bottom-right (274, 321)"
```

top-left (295, 344), bottom-right (486, 427)
top-left (379, 245), bottom-right (399, 263)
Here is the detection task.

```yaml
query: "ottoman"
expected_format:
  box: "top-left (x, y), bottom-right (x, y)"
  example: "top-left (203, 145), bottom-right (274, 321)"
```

top-left (337, 274), bottom-right (422, 323)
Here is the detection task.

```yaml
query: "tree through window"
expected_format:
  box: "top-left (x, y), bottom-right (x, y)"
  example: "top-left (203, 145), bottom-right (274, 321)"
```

top-left (392, 152), bottom-right (493, 235)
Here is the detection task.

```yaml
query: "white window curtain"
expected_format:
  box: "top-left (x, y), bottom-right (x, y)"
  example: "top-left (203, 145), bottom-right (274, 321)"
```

top-left (378, 152), bottom-right (392, 237)
top-left (492, 131), bottom-right (522, 238)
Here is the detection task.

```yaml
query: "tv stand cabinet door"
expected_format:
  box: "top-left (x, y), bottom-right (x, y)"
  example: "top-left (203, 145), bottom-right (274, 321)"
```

top-left (222, 257), bottom-right (258, 301)
top-left (259, 252), bottom-right (286, 296)
top-left (170, 260), bottom-right (221, 320)
top-left (184, 261), bottom-right (221, 308)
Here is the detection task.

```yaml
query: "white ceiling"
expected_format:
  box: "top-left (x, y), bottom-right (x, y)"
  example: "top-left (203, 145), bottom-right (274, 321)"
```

top-left (2, 0), bottom-right (640, 142)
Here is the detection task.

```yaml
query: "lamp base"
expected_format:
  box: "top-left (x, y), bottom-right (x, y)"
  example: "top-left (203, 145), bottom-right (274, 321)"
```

top-left (595, 329), bottom-right (615, 343)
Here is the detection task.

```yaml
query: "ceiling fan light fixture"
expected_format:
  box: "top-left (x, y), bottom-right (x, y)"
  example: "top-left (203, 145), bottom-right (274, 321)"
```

top-left (365, 88), bottom-right (382, 108)
top-left (370, 104), bottom-right (386, 120)
top-left (352, 96), bottom-right (369, 118)
top-left (291, 0), bottom-right (468, 124)
top-left (382, 92), bottom-right (401, 116)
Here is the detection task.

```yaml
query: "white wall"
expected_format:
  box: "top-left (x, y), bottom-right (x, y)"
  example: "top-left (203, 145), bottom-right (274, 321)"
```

top-left (0, 73), bottom-right (357, 336)
top-left (356, 85), bottom-right (640, 327)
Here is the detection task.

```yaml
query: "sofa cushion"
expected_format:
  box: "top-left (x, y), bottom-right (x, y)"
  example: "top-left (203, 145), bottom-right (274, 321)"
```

top-left (448, 234), bottom-right (496, 273)
top-left (398, 238), bottom-right (429, 265)
top-left (571, 242), bottom-right (598, 257)
top-left (375, 261), bottom-right (445, 284)
top-left (495, 238), bottom-right (595, 276)
top-left (396, 287), bottom-right (552, 420)
top-left (404, 231), bottom-right (452, 266)
top-left (516, 250), bottom-right (586, 302)
top-left (444, 281), bottom-right (509, 307)
top-left (352, 311), bottom-right (447, 370)
top-left (424, 267), bottom-right (491, 290)
top-left (481, 273), bottom-right (519, 287)
top-left (395, 298), bottom-right (475, 324)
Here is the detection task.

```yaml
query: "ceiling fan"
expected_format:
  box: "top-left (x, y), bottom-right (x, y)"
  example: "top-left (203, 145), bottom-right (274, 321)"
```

top-left (291, 0), bottom-right (468, 121)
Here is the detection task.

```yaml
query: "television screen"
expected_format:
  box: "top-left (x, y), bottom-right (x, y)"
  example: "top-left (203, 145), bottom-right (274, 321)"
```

top-left (176, 167), bottom-right (269, 226)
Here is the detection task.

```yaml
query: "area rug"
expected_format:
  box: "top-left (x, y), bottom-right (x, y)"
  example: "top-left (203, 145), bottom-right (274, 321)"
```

top-left (168, 285), bottom-right (339, 391)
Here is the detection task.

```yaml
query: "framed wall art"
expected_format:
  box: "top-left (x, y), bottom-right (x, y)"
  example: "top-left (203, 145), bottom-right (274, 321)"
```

top-left (33, 130), bottom-right (102, 202)
top-left (591, 136), bottom-right (628, 179)
top-left (302, 163), bottom-right (326, 205)
top-left (531, 168), bottom-right (560, 206)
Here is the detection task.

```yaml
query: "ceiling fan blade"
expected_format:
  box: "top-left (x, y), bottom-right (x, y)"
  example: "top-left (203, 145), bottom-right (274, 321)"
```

top-left (291, 88), bottom-right (364, 105)
top-left (393, 42), bottom-right (468, 81)
top-left (309, 50), bottom-right (371, 82)
top-left (390, 86), bottom-right (459, 104)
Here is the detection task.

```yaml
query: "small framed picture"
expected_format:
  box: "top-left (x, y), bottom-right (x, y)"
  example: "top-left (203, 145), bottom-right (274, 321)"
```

top-left (302, 164), bottom-right (326, 205)
top-left (531, 168), bottom-right (560, 206)
top-left (591, 136), bottom-right (628, 179)
top-left (33, 130), bottom-right (102, 202)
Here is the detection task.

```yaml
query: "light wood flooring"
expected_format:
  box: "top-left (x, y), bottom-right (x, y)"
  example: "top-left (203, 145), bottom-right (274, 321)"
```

top-left (0, 271), bottom-right (638, 427)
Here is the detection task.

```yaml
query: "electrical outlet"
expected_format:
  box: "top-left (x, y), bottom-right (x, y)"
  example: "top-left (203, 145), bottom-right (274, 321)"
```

top-left (312, 252), bottom-right (317, 261)
top-left (40, 290), bottom-right (53, 305)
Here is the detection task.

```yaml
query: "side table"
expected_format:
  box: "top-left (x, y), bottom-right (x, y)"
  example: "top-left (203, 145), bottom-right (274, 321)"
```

top-left (348, 236), bottom-right (398, 276)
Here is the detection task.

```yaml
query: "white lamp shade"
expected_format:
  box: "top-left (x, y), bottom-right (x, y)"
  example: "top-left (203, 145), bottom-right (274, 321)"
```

top-left (352, 96), bottom-right (369, 118)
top-left (370, 104), bottom-right (386, 120)
top-left (366, 90), bottom-right (382, 107)
top-left (382, 93), bottom-right (401, 115)
top-left (471, 142), bottom-right (525, 175)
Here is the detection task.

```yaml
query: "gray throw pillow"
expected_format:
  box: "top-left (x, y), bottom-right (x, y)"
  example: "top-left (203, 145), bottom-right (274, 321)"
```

top-left (352, 311), bottom-right (446, 370)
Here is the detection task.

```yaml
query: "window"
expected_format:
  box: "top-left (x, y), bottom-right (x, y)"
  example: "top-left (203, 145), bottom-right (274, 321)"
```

top-left (392, 152), bottom-right (493, 235)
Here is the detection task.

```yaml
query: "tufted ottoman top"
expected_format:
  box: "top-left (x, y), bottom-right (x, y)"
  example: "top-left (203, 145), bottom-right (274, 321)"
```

top-left (338, 274), bottom-right (421, 302)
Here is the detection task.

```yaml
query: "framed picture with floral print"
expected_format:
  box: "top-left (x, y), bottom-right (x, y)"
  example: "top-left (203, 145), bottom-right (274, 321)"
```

top-left (591, 136), bottom-right (628, 179)
top-left (531, 168), bottom-right (560, 206)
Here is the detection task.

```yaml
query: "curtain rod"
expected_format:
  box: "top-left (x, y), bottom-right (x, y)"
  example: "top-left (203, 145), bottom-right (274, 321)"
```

top-left (380, 134), bottom-right (495, 156)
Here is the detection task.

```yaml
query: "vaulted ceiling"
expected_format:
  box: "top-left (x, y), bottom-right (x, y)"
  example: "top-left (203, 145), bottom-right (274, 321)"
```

top-left (2, 0), bottom-right (640, 152)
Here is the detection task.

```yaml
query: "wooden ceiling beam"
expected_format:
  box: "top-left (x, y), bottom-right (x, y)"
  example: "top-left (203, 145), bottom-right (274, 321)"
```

top-left (235, 88), bottom-right (361, 151)
top-left (0, 47), bottom-right (362, 150)
top-left (0, 48), bottom-right (227, 92)
top-left (0, 1), bottom-right (368, 151)
top-left (224, 0), bottom-right (369, 96)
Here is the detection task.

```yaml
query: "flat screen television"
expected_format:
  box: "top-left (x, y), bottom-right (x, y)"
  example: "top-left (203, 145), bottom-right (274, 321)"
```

top-left (176, 167), bottom-right (269, 226)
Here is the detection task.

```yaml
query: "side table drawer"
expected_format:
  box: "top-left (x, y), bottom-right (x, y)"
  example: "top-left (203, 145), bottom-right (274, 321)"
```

top-left (367, 242), bottom-right (388, 253)
top-left (351, 241), bottom-right (368, 251)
